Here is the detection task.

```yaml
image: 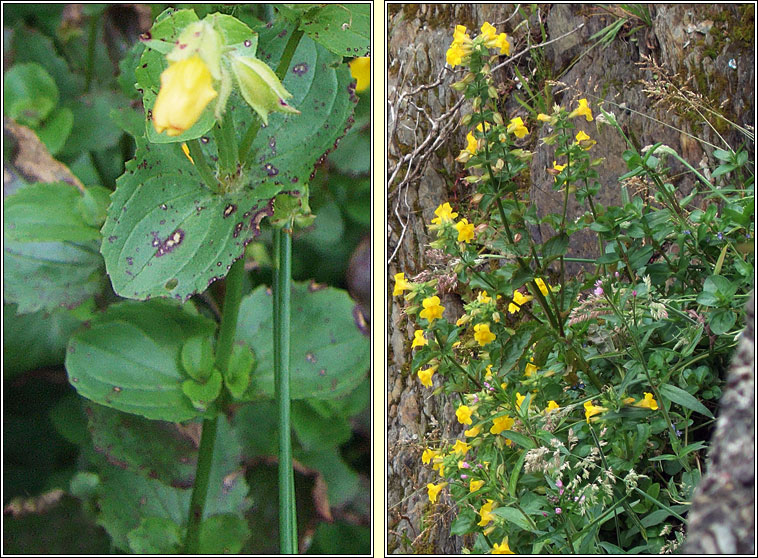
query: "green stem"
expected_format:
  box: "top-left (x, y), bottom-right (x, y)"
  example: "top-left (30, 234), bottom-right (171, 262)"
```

top-left (183, 416), bottom-right (218, 553)
top-left (187, 139), bottom-right (220, 192)
top-left (214, 113), bottom-right (237, 183)
top-left (184, 258), bottom-right (246, 553)
top-left (274, 227), bottom-right (296, 554)
top-left (240, 27), bottom-right (305, 165)
top-left (85, 15), bottom-right (97, 92)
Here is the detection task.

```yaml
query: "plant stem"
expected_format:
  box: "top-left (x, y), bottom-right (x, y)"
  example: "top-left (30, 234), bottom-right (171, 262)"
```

top-left (184, 258), bottom-right (246, 553)
top-left (85, 15), bottom-right (97, 92)
top-left (274, 227), bottom-right (296, 554)
top-left (187, 139), bottom-right (219, 192)
top-left (183, 416), bottom-right (218, 554)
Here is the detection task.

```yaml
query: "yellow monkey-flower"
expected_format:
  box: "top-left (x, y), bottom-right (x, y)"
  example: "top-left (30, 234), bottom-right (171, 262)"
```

top-left (153, 55), bottom-right (218, 137)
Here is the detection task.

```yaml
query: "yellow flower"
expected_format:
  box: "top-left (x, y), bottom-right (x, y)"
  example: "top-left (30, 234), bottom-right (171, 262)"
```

top-left (569, 98), bottom-right (594, 122)
top-left (477, 290), bottom-right (492, 304)
top-left (417, 365), bottom-right (437, 388)
top-left (492, 536), bottom-right (515, 554)
top-left (516, 392), bottom-right (526, 408)
top-left (635, 392), bottom-right (659, 410)
top-left (456, 404), bottom-right (474, 425)
top-left (484, 364), bottom-right (493, 379)
top-left (507, 116), bottom-right (529, 138)
top-left (446, 25), bottom-right (472, 67)
top-left (584, 400), bottom-right (607, 422)
top-left (431, 202), bottom-right (459, 224)
top-left (181, 142), bottom-right (194, 164)
top-left (508, 290), bottom-right (533, 314)
top-left (490, 415), bottom-right (514, 435)
top-left (465, 424), bottom-right (481, 437)
top-left (477, 499), bottom-right (497, 527)
top-left (494, 32), bottom-right (510, 55)
top-left (464, 131), bottom-right (478, 155)
top-left (524, 362), bottom-right (538, 377)
top-left (535, 278), bottom-right (549, 296)
top-left (419, 296), bottom-right (445, 322)
top-left (545, 400), bottom-right (560, 412)
top-left (446, 43), bottom-right (466, 67)
top-left (455, 218), bottom-right (475, 243)
top-left (474, 323), bottom-right (496, 346)
top-left (575, 130), bottom-right (596, 150)
top-left (537, 113), bottom-right (552, 122)
top-left (393, 272), bottom-right (410, 296)
top-left (348, 56), bottom-right (370, 92)
top-left (153, 55), bottom-right (218, 137)
top-left (432, 458), bottom-right (445, 477)
top-left (480, 22), bottom-right (497, 41)
top-left (421, 448), bottom-right (439, 465)
top-left (411, 329), bottom-right (428, 348)
top-left (427, 482), bottom-right (447, 503)
top-left (452, 439), bottom-right (471, 455)
top-left (469, 479), bottom-right (485, 493)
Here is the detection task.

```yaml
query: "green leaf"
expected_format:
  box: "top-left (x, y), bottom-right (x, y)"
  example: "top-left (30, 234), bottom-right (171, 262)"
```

top-left (297, 447), bottom-right (360, 508)
top-left (292, 400), bottom-right (352, 451)
top-left (709, 308), bottom-right (737, 335)
top-left (95, 415), bottom-right (248, 551)
top-left (97, 466), bottom-right (190, 552)
top-left (3, 239), bottom-right (102, 314)
top-left (10, 25), bottom-right (84, 99)
top-left (236, 283), bottom-right (369, 400)
top-left (502, 429), bottom-right (536, 450)
top-left (450, 509), bottom-right (476, 535)
top-left (65, 299), bottom-right (217, 422)
top-left (493, 506), bottom-right (533, 531)
top-left (2, 303), bottom-right (87, 377)
top-left (658, 383), bottom-right (714, 419)
top-left (36, 106), bottom-right (73, 155)
top-left (540, 232), bottom-right (569, 262)
top-left (225, 342), bottom-right (255, 399)
top-left (199, 514), bottom-right (250, 554)
top-left (86, 403), bottom-right (198, 488)
top-left (181, 336), bottom-right (216, 381)
top-left (108, 26), bottom-right (357, 301)
top-left (305, 522), bottom-right (370, 555)
top-left (59, 90), bottom-right (128, 157)
top-left (127, 517), bottom-right (184, 554)
top-left (4, 182), bottom-right (100, 243)
top-left (77, 185), bottom-right (112, 228)
top-left (4, 62), bottom-right (59, 126)
top-left (100, 137), bottom-right (277, 301)
top-left (297, 4), bottom-right (370, 57)
top-left (182, 369), bottom-right (223, 411)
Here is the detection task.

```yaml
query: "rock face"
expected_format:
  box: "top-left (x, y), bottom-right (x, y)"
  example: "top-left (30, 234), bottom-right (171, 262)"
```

top-left (387, 4), bottom-right (754, 554)
top-left (681, 292), bottom-right (755, 555)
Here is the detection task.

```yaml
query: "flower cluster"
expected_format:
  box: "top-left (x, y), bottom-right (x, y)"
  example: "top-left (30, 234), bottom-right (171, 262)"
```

top-left (446, 22), bottom-right (510, 68)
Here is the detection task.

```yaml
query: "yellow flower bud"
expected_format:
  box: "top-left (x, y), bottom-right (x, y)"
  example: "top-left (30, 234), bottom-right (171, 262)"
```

top-left (349, 56), bottom-right (370, 92)
top-left (153, 55), bottom-right (218, 137)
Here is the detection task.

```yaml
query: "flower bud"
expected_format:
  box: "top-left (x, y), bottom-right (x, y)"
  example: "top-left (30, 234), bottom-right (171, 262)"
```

top-left (349, 56), bottom-right (370, 92)
top-left (153, 55), bottom-right (218, 137)
top-left (167, 20), bottom-right (223, 80)
top-left (231, 55), bottom-right (300, 125)
top-left (492, 112), bottom-right (504, 126)
top-left (487, 85), bottom-right (498, 98)
top-left (460, 113), bottom-right (472, 126)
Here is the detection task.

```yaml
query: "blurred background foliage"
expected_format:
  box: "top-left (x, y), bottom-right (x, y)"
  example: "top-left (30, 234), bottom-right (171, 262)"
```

top-left (3, 3), bottom-right (370, 554)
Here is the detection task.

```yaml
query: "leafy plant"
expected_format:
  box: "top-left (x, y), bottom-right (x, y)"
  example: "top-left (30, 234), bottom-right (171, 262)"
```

top-left (4, 4), bottom-right (370, 554)
top-left (396, 20), bottom-right (752, 555)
